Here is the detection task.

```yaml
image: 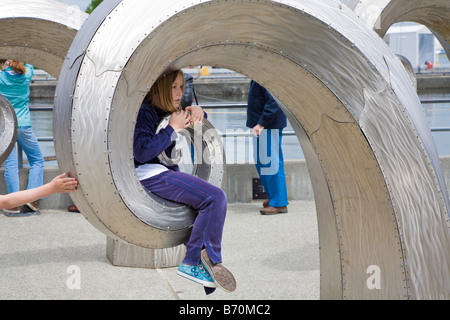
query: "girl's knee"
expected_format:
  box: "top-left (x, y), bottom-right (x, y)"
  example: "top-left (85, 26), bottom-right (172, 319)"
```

top-left (205, 186), bottom-right (227, 207)
top-left (30, 159), bottom-right (44, 169)
top-left (213, 187), bottom-right (227, 203)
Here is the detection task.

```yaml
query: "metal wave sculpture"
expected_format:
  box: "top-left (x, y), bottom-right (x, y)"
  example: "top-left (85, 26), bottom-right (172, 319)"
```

top-left (1, 0), bottom-right (449, 299)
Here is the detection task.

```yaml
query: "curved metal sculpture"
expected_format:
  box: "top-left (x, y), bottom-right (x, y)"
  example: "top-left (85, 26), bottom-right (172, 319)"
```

top-left (0, 0), bottom-right (87, 77)
top-left (156, 115), bottom-right (225, 184)
top-left (54, 0), bottom-right (226, 250)
top-left (1, 0), bottom-right (449, 299)
top-left (0, 94), bottom-right (17, 163)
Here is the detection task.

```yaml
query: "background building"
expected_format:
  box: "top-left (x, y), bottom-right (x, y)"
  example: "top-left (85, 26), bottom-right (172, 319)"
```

top-left (385, 22), bottom-right (450, 71)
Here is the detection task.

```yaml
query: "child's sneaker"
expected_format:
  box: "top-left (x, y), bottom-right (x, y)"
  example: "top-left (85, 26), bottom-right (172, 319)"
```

top-left (201, 249), bottom-right (236, 292)
top-left (177, 263), bottom-right (216, 288)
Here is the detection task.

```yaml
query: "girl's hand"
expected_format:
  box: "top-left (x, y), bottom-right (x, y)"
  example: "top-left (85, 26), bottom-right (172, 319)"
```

top-left (185, 105), bottom-right (204, 125)
top-left (169, 109), bottom-right (191, 132)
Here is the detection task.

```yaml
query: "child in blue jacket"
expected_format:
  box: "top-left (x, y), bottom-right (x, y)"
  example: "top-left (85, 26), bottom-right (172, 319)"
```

top-left (0, 59), bottom-right (44, 216)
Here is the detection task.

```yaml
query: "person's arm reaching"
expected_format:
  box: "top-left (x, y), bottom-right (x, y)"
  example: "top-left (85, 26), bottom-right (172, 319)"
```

top-left (0, 173), bottom-right (78, 210)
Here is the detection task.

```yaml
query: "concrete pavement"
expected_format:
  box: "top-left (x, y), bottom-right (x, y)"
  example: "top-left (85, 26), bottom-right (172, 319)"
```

top-left (0, 200), bottom-right (319, 300)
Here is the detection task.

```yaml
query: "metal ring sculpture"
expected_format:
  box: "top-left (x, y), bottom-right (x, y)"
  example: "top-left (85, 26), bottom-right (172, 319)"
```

top-left (156, 115), bottom-right (225, 185)
top-left (0, 94), bottom-right (17, 163)
top-left (2, 0), bottom-right (449, 299)
top-left (342, 0), bottom-right (450, 299)
top-left (54, 0), bottom-right (226, 250)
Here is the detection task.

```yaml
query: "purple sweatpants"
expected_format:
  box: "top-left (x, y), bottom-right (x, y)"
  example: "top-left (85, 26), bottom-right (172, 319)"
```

top-left (140, 170), bottom-right (227, 265)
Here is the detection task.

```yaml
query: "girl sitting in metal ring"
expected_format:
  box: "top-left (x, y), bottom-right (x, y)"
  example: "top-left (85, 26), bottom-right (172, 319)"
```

top-left (133, 68), bottom-right (236, 293)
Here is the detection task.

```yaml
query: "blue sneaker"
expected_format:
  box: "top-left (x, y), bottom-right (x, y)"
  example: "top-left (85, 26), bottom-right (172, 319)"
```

top-left (177, 263), bottom-right (216, 288)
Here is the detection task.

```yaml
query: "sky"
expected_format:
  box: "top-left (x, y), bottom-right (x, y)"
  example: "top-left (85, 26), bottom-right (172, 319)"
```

top-left (57, 0), bottom-right (91, 11)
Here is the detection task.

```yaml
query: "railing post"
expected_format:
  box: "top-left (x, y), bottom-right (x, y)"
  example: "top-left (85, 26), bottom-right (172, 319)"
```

top-left (17, 144), bottom-right (23, 168)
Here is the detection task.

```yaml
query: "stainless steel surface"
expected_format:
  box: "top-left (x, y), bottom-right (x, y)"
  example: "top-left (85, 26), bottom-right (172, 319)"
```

top-left (156, 117), bottom-right (225, 178)
top-left (53, 0), bottom-right (449, 299)
top-left (342, 0), bottom-right (450, 299)
top-left (54, 0), bottom-right (226, 249)
top-left (342, 1), bottom-right (450, 206)
top-left (2, 0), bottom-right (449, 299)
top-left (396, 54), bottom-right (417, 89)
top-left (0, 94), bottom-right (17, 163)
top-left (0, 0), bottom-right (87, 77)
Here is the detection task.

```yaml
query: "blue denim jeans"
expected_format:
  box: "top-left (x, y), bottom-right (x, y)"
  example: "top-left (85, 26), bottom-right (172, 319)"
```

top-left (4, 126), bottom-right (44, 193)
top-left (253, 128), bottom-right (288, 208)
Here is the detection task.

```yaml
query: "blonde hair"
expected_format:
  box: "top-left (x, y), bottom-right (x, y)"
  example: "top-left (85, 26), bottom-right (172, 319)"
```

top-left (145, 69), bottom-right (185, 113)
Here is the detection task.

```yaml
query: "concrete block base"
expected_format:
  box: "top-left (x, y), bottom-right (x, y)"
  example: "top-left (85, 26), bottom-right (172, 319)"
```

top-left (106, 237), bottom-right (186, 269)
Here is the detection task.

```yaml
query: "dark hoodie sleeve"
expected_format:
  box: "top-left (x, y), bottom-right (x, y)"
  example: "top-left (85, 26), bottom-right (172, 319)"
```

top-left (133, 104), bottom-right (176, 165)
top-left (258, 87), bottom-right (285, 128)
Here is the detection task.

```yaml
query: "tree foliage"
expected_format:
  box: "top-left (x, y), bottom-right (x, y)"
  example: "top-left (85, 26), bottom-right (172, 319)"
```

top-left (86, 0), bottom-right (103, 14)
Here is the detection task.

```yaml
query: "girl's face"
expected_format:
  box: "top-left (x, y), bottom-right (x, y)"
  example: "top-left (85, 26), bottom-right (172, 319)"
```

top-left (172, 73), bottom-right (184, 109)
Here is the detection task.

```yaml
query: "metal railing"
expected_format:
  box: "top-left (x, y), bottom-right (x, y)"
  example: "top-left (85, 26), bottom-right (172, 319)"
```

top-left (16, 99), bottom-right (450, 166)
